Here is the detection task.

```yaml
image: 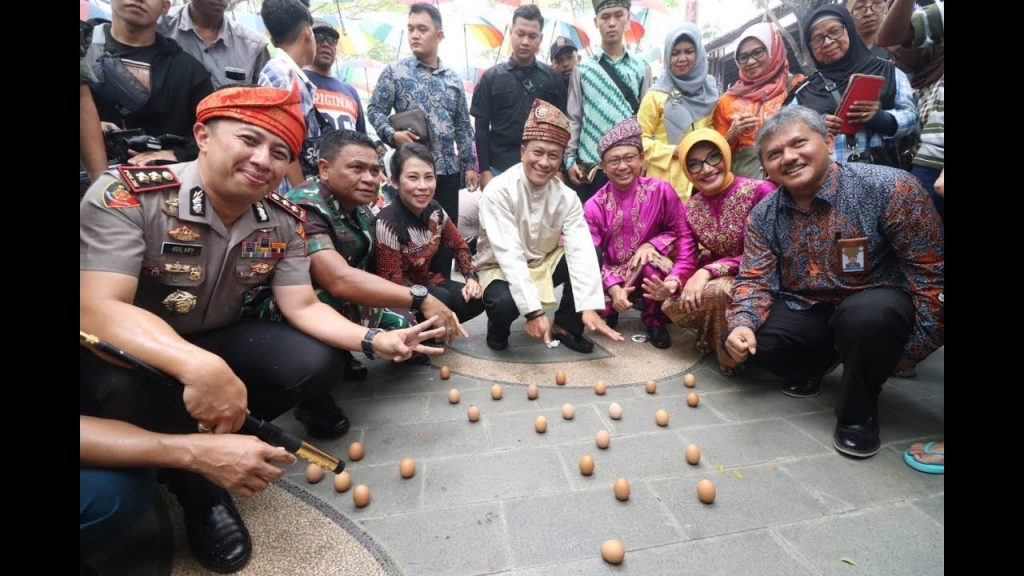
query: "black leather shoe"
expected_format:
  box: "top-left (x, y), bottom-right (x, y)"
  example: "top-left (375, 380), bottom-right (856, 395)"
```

top-left (343, 352), bottom-right (368, 380)
top-left (294, 396), bottom-right (350, 439)
top-left (647, 324), bottom-right (671, 349)
top-left (781, 376), bottom-right (823, 398)
top-left (486, 320), bottom-right (509, 351)
top-left (553, 330), bottom-right (594, 353)
top-left (604, 312), bottom-right (619, 330)
top-left (182, 497), bottom-right (251, 573)
top-left (832, 417), bottom-right (881, 458)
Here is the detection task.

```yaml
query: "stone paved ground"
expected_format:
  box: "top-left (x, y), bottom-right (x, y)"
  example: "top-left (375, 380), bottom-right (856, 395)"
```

top-left (276, 309), bottom-right (944, 575)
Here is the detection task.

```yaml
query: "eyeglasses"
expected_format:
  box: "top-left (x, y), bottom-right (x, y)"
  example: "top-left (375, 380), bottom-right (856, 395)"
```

top-left (851, 0), bottom-right (887, 16)
top-left (736, 46), bottom-right (768, 65)
top-left (685, 151), bottom-right (724, 173)
top-left (603, 153), bottom-right (640, 167)
top-left (809, 25), bottom-right (847, 49)
top-left (314, 32), bottom-right (338, 46)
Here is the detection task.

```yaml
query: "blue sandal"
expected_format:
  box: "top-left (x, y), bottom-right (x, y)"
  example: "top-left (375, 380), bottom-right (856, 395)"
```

top-left (904, 441), bottom-right (944, 474)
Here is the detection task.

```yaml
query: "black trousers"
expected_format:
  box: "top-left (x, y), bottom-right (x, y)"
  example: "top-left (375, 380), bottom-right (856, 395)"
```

top-left (750, 287), bottom-right (915, 424)
top-left (428, 279), bottom-right (485, 323)
top-left (80, 320), bottom-right (345, 503)
top-left (429, 172), bottom-right (463, 280)
top-left (483, 254), bottom-right (583, 336)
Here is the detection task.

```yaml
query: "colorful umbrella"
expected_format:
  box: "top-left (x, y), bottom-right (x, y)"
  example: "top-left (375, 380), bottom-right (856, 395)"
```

top-left (548, 20), bottom-right (590, 52)
top-left (625, 11), bottom-right (646, 45)
top-left (495, 0), bottom-right (559, 6)
top-left (635, 0), bottom-right (669, 14)
top-left (464, 16), bottom-right (504, 50)
top-left (80, 0), bottom-right (111, 21)
top-left (359, 18), bottom-right (399, 44)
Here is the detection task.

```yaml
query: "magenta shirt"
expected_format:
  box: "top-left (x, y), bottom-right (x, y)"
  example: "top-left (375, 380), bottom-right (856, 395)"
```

top-left (683, 176), bottom-right (776, 278)
top-left (584, 176), bottom-right (697, 290)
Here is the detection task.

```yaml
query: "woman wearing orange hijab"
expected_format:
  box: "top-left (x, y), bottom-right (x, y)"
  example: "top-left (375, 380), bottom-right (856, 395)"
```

top-left (712, 23), bottom-right (804, 178)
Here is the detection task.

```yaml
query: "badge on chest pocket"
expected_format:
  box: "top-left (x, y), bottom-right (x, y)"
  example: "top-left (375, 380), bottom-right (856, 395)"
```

top-left (837, 237), bottom-right (868, 274)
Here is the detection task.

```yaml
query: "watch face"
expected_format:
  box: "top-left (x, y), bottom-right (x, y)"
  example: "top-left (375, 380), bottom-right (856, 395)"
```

top-left (411, 285), bottom-right (429, 298)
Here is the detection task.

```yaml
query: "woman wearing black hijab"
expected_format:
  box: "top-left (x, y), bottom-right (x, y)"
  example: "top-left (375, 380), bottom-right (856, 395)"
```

top-left (792, 4), bottom-right (917, 164)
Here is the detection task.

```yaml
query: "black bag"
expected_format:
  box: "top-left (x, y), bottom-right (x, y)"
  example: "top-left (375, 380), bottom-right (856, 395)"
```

top-left (847, 133), bottom-right (920, 171)
top-left (299, 106), bottom-right (335, 178)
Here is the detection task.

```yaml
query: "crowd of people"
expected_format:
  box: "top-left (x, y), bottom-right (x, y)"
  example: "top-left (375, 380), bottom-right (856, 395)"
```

top-left (80, 0), bottom-right (944, 573)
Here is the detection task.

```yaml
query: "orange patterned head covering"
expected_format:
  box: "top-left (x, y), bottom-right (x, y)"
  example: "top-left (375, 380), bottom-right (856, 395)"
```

top-left (195, 81), bottom-right (306, 160)
top-left (521, 98), bottom-right (571, 149)
top-left (678, 128), bottom-right (735, 196)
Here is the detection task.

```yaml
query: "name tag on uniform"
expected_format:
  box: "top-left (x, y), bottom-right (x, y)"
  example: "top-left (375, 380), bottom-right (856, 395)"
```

top-left (162, 242), bottom-right (203, 257)
top-left (837, 237), bottom-right (868, 274)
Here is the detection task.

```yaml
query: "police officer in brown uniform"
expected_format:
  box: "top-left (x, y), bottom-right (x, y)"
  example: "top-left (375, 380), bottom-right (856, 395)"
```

top-left (80, 83), bottom-right (444, 573)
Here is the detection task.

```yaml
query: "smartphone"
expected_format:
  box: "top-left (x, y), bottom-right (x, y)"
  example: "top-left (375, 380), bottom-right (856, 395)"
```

top-left (836, 74), bottom-right (885, 135)
top-left (225, 67), bottom-right (247, 82)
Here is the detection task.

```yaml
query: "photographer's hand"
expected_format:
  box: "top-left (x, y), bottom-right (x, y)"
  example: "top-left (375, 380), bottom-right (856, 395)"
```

top-left (128, 149), bottom-right (176, 165)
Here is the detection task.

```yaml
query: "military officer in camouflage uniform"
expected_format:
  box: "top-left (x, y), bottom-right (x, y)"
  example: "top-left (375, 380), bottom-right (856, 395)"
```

top-left (255, 129), bottom-right (468, 438)
top-left (80, 83), bottom-right (444, 573)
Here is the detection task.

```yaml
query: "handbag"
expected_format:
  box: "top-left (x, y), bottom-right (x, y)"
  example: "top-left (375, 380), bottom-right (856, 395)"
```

top-left (388, 107), bottom-right (431, 147)
top-left (847, 133), bottom-right (920, 171)
top-left (299, 106), bottom-right (335, 178)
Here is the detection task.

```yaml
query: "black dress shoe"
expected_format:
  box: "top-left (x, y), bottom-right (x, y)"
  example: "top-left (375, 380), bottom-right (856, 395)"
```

top-left (486, 320), bottom-right (509, 351)
top-left (343, 352), bottom-right (368, 380)
top-left (781, 376), bottom-right (823, 398)
top-left (182, 497), bottom-right (251, 573)
top-left (294, 396), bottom-right (351, 439)
top-left (646, 324), bottom-right (671, 349)
top-left (604, 312), bottom-right (619, 330)
top-left (833, 417), bottom-right (881, 458)
top-left (553, 330), bottom-right (594, 353)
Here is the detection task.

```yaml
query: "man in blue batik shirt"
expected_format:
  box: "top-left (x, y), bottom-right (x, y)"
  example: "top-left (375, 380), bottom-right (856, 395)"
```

top-left (368, 2), bottom-right (477, 280)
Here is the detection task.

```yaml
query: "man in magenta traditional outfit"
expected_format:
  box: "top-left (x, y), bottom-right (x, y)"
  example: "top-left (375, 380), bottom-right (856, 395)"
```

top-left (583, 117), bottom-right (696, 348)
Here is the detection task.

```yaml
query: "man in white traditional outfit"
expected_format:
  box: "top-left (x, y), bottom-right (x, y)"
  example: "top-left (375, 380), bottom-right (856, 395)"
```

top-left (475, 98), bottom-right (623, 353)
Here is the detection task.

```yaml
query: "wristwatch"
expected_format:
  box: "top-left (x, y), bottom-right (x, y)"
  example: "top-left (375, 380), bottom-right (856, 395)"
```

top-left (410, 284), bottom-right (428, 311)
top-left (361, 328), bottom-right (383, 359)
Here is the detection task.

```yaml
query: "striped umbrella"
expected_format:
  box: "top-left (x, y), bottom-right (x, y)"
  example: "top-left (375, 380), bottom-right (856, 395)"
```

top-left (464, 16), bottom-right (504, 50)
top-left (625, 10), bottom-right (646, 45)
top-left (548, 20), bottom-right (590, 52)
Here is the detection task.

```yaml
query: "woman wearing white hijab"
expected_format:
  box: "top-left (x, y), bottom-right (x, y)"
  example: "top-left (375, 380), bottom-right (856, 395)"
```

top-left (638, 23), bottom-right (719, 201)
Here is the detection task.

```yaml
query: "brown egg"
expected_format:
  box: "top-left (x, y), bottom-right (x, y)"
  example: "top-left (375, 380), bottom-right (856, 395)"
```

top-left (467, 405), bottom-right (480, 422)
top-left (534, 415), bottom-right (548, 433)
top-left (686, 392), bottom-right (700, 407)
top-left (305, 463), bottom-right (325, 484)
top-left (685, 443), bottom-right (701, 465)
top-left (561, 403), bottom-right (575, 420)
top-left (645, 379), bottom-right (657, 394)
top-left (447, 388), bottom-right (461, 404)
top-left (333, 470), bottom-right (352, 493)
top-left (594, 380), bottom-right (607, 395)
top-left (352, 484), bottom-right (371, 508)
top-left (595, 429), bottom-right (611, 449)
top-left (697, 479), bottom-right (716, 504)
top-left (613, 477), bottom-right (631, 501)
top-left (527, 383), bottom-right (539, 400)
top-left (555, 371), bottom-right (567, 385)
top-left (601, 539), bottom-right (626, 565)
top-left (579, 455), bottom-right (595, 476)
top-left (440, 365), bottom-right (451, 380)
top-left (491, 384), bottom-right (503, 400)
top-left (655, 409), bottom-right (669, 427)
top-left (348, 441), bottom-right (364, 461)
top-left (399, 458), bottom-right (416, 479)
top-left (684, 373), bottom-right (696, 388)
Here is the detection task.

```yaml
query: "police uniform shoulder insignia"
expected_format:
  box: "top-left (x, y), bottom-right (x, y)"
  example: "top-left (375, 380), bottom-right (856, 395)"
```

top-left (295, 223), bottom-right (306, 241)
top-left (265, 192), bottom-right (307, 222)
top-left (252, 201), bottom-right (270, 223)
top-left (118, 165), bottom-right (181, 194)
top-left (101, 180), bottom-right (141, 209)
top-left (189, 187), bottom-right (206, 217)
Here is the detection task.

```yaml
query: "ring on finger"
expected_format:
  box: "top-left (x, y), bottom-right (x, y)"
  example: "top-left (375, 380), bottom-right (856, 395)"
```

top-left (197, 422), bottom-right (213, 433)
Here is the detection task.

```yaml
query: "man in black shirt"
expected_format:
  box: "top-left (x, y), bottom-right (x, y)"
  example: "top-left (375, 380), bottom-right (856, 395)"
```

top-left (471, 4), bottom-right (567, 189)
top-left (85, 0), bottom-right (214, 164)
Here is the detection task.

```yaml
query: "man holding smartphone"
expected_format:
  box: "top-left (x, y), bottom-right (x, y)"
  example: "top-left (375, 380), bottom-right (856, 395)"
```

top-left (160, 0), bottom-right (270, 88)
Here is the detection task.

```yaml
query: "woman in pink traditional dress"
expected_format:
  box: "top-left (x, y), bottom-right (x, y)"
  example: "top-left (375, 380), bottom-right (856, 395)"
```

top-left (656, 128), bottom-right (775, 375)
